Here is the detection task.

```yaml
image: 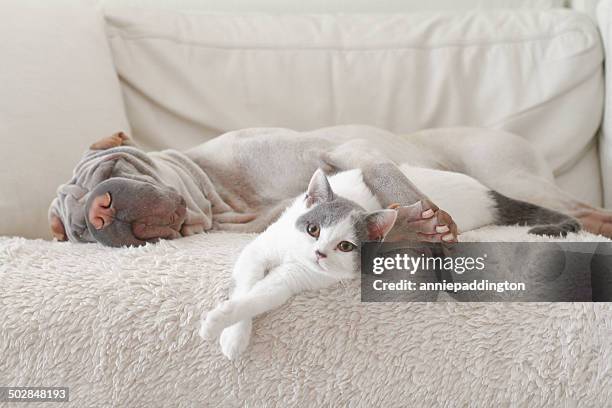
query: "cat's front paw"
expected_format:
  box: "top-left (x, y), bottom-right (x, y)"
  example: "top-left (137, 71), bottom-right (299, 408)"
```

top-left (220, 320), bottom-right (252, 360)
top-left (199, 300), bottom-right (236, 341)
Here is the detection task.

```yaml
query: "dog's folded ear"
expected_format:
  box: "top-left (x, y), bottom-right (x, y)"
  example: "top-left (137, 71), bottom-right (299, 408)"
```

top-left (90, 131), bottom-right (130, 150)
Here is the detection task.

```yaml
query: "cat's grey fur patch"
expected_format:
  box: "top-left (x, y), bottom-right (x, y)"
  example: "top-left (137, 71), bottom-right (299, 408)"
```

top-left (295, 196), bottom-right (363, 232)
top-left (352, 213), bottom-right (380, 243)
top-left (489, 191), bottom-right (581, 236)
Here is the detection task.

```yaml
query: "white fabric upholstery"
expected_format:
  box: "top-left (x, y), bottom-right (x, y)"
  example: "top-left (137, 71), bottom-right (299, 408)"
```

top-left (556, 142), bottom-right (603, 207)
top-left (0, 2), bottom-right (130, 239)
top-left (571, 0), bottom-right (602, 18)
top-left (96, 0), bottom-right (566, 13)
top-left (1, 227), bottom-right (610, 406)
top-left (598, 0), bottom-right (612, 207)
top-left (106, 9), bottom-right (604, 206)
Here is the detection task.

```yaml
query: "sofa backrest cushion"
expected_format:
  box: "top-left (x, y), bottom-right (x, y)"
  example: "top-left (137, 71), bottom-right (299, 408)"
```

top-left (98, 0), bottom-right (566, 13)
top-left (106, 9), bottom-right (603, 178)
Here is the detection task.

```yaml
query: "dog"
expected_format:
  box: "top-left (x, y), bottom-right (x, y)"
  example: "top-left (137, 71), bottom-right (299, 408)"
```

top-left (49, 125), bottom-right (612, 247)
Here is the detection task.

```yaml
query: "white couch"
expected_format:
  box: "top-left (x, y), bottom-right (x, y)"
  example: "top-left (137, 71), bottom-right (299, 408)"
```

top-left (1, 1), bottom-right (611, 406)
top-left (1, 0), bottom-right (610, 239)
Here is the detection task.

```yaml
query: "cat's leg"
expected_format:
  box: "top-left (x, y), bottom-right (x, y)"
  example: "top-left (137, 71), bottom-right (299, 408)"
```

top-left (219, 320), bottom-right (252, 360)
top-left (488, 190), bottom-right (581, 236)
top-left (201, 267), bottom-right (299, 340)
top-left (217, 273), bottom-right (257, 360)
top-left (202, 264), bottom-right (335, 343)
top-left (398, 165), bottom-right (496, 234)
top-left (401, 164), bottom-right (581, 236)
top-left (200, 235), bottom-right (277, 357)
top-left (475, 170), bottom-right (611, 236)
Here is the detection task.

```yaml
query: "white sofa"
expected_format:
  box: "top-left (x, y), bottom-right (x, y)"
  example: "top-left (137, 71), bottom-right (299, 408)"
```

top-left (1, 0), bottom-right (610, 239)
top-left (1, 1), bottom-right (611, 406)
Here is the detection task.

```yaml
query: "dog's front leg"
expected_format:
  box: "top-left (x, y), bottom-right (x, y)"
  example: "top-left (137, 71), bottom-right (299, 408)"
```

top-left (323, 142), bottom-right (458, 243)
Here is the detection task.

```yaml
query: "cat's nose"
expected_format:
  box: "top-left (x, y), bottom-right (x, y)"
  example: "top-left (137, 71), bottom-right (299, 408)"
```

top-left (315, 250), bottom-right (327, 259)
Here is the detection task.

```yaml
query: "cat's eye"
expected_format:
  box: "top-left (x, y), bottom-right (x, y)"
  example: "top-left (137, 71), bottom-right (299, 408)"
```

top-left (337, 241), bottom-right (356, 252)
top-left (306, 223), bottom-right (320, 238)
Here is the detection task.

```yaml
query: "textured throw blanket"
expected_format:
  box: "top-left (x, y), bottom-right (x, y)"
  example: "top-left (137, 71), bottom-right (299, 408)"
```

top-left (1, 227), bottom-right (611, 406)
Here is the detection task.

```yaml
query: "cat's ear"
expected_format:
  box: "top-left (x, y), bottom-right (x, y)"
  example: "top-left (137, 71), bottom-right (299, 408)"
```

top-left (365, 209), bottom-right (398, 241)
top-left (306, 169), bottom-right (334, 207)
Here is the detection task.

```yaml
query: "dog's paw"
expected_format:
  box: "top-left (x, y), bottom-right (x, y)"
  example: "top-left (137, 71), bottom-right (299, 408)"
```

top-left (220, 320), bottom-right (252, 360)
top-left (388, 200), bottom-right (458, 244)
top-left (90, 131), bottom-right (129, 150)
top-left (199, 301), bottom-right (236, 341)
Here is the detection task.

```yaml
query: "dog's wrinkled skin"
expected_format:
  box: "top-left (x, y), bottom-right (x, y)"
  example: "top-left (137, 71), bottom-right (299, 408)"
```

top-left (49, 126), bottom-right (612, 247)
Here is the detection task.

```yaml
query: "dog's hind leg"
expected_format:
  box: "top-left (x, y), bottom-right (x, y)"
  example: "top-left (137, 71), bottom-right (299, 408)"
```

top-left (451, 137), bottom-right (610, 237)
top-left (410, 128), bottom-right (612, 237)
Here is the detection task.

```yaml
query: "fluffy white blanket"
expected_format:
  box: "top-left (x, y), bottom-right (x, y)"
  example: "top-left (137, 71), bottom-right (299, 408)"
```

top-left (1, 227), bottom-right (610, 406)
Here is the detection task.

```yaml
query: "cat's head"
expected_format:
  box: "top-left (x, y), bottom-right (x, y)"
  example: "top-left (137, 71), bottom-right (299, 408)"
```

top-left (295, 169), bottom-right (397, 279)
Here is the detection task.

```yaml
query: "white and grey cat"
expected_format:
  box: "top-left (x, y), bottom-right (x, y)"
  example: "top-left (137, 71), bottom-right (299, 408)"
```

top-left (200, 166), bottom-right (579, 359)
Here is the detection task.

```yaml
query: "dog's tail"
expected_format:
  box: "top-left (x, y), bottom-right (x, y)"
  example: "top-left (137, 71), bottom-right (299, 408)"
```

top-left (489, 191), bottom-right (581, 237)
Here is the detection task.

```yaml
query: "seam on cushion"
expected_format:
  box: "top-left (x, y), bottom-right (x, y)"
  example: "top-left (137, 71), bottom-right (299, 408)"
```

top-left (485, 60), bottom-right (603, 130)
top-left (119, 73), bottom-right (225, 144)
top-left (485, 62), bottom-right (603, 174)
top-left (600, 3), bottom-right (611, 139)
top-left (553, 137), bottom-right (598, 177)
top-left (106, 28), bottom-right (594, 52)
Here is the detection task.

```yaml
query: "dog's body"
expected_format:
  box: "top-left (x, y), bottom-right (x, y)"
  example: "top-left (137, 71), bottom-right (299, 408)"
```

top-left (49, 125), bottom-right (611, 246)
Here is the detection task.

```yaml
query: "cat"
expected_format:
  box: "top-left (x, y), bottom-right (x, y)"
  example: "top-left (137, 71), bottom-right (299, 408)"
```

top-left (199, 167), bottom-right (580, 359)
